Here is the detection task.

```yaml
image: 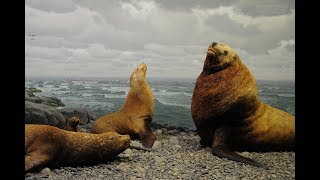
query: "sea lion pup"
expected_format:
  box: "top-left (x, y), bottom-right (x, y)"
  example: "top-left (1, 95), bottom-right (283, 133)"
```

top-left (91, 63), bottom-right (156, 148)
top-left (63, 116), bottom-right (80, 132)
top-left (25, 124), bottom-right (130, 173)
top-left (191, 42), bottom-right (295, 168)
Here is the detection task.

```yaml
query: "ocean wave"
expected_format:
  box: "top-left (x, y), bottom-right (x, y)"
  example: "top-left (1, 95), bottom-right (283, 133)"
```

top-left (266, 87), bottom-right (280, 90)
top-left (104, 94), bottom-right (126, 99)
top-left (156, 98), bottom-right (190, 109)
top-left (108, 87), bottom-right (130, 94)
top-left (277, 93), bottom-right (295, 98)
top-left (153, 91), bottom-right (192, 97)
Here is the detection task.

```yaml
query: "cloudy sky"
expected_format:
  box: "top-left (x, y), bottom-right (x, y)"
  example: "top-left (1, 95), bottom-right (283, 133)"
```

top-left (25, 0), bottom-right (295, 81)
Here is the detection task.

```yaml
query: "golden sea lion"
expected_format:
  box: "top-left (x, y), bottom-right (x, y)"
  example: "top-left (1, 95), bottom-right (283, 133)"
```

top-left (191, 42), bottom-right (295, 167)
top-left (91, 63), bottom-right (156, 148)
top-left (25, 124), bottom-right (130, 172)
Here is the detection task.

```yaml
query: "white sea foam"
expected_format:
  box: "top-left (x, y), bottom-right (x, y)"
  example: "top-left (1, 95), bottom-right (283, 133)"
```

top-left (155, 97), bottom-right (190, 109)
top-left (278, 93), bottom-right (295, 98)
top-left (104, 94), bottom-right (126, 99)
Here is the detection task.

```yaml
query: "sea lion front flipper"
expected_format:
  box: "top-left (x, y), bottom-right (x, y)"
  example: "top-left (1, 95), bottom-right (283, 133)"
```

top-left (211, 126), bottom-right (267, 169)
top-left (136, 117), bottom-right (156, 148)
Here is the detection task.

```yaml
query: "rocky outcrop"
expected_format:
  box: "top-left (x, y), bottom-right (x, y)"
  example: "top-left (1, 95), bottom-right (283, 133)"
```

top-left (25, 101), bottom-right (66, 128)
top-left (59, 108), bottom-right (97, 125)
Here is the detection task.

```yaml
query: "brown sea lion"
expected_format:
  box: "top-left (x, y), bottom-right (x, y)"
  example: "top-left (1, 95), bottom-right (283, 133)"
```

top-left (25, 124), bottom-right (130, 172)
top-left (91, 63), bottom-right (156, 148)
top-left (63, 116), bottom-right (80, 132)
top-left (191, 42), bottom-right (295, 168)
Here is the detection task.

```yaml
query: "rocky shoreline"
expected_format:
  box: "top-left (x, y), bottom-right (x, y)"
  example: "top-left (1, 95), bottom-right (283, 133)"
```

top-left (25, 87), bottom-right (295, 179)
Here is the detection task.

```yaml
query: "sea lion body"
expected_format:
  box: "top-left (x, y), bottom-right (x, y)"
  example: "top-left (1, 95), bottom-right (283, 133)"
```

top-left (191, 42), bottom-right (295, 167)
top-left (91, 63), bottom-right (156, 148)
top-left (25, 124), bottom-right (130, 172)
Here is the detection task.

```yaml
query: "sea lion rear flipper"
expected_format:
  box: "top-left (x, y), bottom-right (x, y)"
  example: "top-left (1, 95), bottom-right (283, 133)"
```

top-left (25, 152), bottom-right (51, 172)
top-left (211, 147), bottom-right (267, 168)
top-left (212, 126), bottom-right (268, 169)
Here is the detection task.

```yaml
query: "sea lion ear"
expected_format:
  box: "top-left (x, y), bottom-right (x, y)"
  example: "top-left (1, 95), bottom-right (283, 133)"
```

top-left (108, 136), bottom-right (114, 140)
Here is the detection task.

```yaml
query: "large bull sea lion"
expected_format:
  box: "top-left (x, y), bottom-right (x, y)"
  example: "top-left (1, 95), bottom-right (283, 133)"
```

top-left (191, 42), bottom-right (295, 167)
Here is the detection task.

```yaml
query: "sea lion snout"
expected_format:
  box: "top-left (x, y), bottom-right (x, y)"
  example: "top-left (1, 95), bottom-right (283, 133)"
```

top-left (138, 63), bottom-right (147, 71)
top-left (211, 42), bottom-right (217, 47)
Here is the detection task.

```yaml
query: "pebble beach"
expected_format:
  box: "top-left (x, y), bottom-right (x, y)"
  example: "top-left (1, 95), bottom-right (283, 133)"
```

top-left (25, 124), bottom-right (295, 180)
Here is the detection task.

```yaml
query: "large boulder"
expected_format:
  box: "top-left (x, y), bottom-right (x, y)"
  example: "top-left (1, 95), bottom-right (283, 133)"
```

top-left (59, 108), bottom-right (97, 125)
top-left (40, 96), bottom-right (65, 107)
top-left (25, 101), bottom-right (66, 128)
top-left (25, 88), bottom-right (65, 107)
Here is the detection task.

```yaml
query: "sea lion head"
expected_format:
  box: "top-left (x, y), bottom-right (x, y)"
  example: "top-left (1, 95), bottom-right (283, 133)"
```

top-left (203, 42), bottom-right (239, 73)
top-left (130, 63), bottom-right (148, 88)
top-left (103, 132), bottom-right (131, 150)
top-left (66, 116), bottom-right (80, 126)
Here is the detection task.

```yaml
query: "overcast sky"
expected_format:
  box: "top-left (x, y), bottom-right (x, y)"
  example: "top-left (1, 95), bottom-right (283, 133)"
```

top-left (25, 0), bottom-right (295, 81)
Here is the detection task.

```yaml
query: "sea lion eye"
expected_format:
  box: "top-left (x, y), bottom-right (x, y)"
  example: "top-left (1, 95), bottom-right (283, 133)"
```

top-left (136, 68), bottom-right (138, 70)
top-left (223, 50), bottom-right (228, 55)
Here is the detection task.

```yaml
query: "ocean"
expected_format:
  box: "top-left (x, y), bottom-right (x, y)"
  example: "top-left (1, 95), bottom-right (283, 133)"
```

top-left (25, 78), bottom-right (295, 130)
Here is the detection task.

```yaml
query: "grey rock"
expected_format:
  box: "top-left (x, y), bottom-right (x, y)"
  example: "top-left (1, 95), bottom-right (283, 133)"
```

top-left (169, 136), bottom-right (179, 145)
top-left (131, 141), bottom-right (143, 148)
top-left (161, 128), bottom-right (168, 135)
top-left (123, 149), bottom-right (133, 155)
top-left (59, 108), bottom-right (97, 125)
top-left (154, 156), bottom-right (164, 164)
top-left (40, 167), bottom-right (51, 175)
top-left (40, 96), bottom-right (65, 107)
top-left (152, 141), bottom-right (161, 149)
top-left (155, 129), bottom-right (163, 135)
top-left (28, 87), bottom-right (42, 93)
top-left (25, 101), bottom-right (66, 128)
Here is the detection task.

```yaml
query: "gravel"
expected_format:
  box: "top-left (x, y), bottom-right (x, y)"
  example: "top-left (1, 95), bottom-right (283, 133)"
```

top-left (25, 127), bottom-right (295, 179)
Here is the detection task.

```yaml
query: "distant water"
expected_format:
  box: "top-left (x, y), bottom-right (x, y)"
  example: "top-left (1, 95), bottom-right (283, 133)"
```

top-left (25, 79), bottom-right (295, 130)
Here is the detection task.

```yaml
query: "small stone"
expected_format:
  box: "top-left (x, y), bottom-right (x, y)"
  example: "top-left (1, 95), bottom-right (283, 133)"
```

top-left (169, 129), bottom-right (178, 134)
top-left (98, 175), bottom-right (105, 178)
top-left (40, 167), bottom-right (51, 175)
top-left (240, 151), bottom-right (250, 157)
top-left (180, 132), bottom-right (186, 136)
top-left (53, 169), bottom-right (60, 174)
top-left (169, 136), bottom-right (179, 145)
top-left (172, 171), bottom-right (179, 176)
top-left (123, 149), bottom-right (133, 155)
top-left (161, 128), bottom-right (168, 135)
top-left (271, 174), bottom-right (277, 178)
top-left (154, 156), bottom-right (164, 164)
top-left (155, 129), bottom-right (163, 135)
top-left (174, 145), bottom-right (181, 149)
top-left (131, 141), bottom-right (143, 148)
top-left (152, 141), bottom-right (161, 149)
top-left (79, 128), bottom-right (87, 132)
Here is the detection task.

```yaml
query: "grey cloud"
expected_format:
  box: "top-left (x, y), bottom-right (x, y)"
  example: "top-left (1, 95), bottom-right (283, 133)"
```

top-left (25, 0), bottom-right (295, 81)
top-left (26, 0), bottom-right (76, 13)
top-left (205, 14), bottom-right (260, 36)
top-left (154, 0), bottom-right (295, 16)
